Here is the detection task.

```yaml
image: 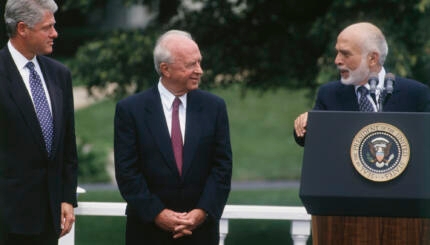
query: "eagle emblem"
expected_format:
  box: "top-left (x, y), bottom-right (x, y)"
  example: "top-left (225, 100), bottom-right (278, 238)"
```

top-left (351, 122), bottom-right (410, 182)
top-left (368, 137), bottom-right (395, 168)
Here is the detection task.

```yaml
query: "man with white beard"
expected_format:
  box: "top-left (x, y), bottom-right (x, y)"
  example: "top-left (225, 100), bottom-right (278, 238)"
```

top-left (293, 22), bottom-right (430, 146)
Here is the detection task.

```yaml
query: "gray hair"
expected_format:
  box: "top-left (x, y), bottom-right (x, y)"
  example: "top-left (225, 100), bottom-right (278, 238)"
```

top-left (361, 24), bottom-right (389, 66)
top-left (4, 0), bottom-right (58, 37)
top-left (153, 30), bottom-right (193, 75)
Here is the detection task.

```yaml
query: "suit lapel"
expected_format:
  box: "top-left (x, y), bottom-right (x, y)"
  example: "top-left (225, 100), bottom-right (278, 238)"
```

top-left (338, 84), bottom-right (359, 111)
top-left (144, 87), bottom-right (180, 176)
top-left (383, 84), bottom-right (400, 109)
top-left (182, 91), bottom-right (203, 177)
top-left (1, 48), bottom-right (48, 155)
top-left (38, 56), bottom-right (63, 158)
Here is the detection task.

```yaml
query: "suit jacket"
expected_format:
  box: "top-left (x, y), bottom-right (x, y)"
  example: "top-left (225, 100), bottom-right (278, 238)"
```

top-left (114, 86), bottom-right (232, 244)
top-left (0, 47), bottom-right (78, 235)
top-left (295, 76), bottom-right (430, 146)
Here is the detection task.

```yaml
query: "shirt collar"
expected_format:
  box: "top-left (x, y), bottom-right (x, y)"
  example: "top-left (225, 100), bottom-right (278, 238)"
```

top-left (158, 80), bottom-right (187, 110)
top-left (7, 40), bottom-right (38, 70)
top-left (355, 67), bottom-right (386, 92)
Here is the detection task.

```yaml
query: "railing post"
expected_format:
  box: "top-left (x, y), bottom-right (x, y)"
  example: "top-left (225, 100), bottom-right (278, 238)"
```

top-left (58, 224), bottom-right (75, 245)
top-left (59, 186), bottom-right (86, 245)
top-left (290, 220), bottom-right (311, 245)
top-left (219, 218), bottom-right (229, 245)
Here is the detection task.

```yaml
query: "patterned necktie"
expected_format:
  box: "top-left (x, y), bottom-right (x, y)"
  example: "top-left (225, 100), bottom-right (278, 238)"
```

top-left (171, 97), bottom-right (183, 175)
top-left (358, 86), bottom-right (374, 112)
top-left (26, 62), bottom-right (54, 155)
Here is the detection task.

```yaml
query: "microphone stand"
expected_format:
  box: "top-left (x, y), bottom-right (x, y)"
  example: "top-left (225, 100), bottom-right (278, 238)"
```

top-left (378, 90), bottom-right (385, 112)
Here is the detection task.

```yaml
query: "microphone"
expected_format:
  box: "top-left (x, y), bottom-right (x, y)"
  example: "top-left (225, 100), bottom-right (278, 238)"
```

top-left (379, 73), bottom-right (396, 112)
top-left (368, 72), bottom-right (379, 95)
top-left (384, 72), bottom-right (395, 94)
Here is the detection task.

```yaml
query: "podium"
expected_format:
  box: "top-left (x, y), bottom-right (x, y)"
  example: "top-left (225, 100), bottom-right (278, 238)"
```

top-left (299, 111), bottom-right (430, 244)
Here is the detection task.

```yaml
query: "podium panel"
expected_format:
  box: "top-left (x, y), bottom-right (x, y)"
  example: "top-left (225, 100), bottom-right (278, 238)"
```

top-left (299, 111), bottom-right (430, 218)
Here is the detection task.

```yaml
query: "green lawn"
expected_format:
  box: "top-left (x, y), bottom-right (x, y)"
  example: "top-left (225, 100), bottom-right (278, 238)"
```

top-left (75, 189), bottom-right (311, 245)
top-left (74, 86), bottom-right (313, 182)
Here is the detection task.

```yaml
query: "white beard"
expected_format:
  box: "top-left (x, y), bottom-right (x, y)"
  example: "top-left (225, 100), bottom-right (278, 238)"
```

top-left (339, 58), bottom-right (370, 85)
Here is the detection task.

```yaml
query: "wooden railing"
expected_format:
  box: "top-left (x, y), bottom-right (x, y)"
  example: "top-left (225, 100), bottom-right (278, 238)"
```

top-left (59, 202), bottom-right (311, 245)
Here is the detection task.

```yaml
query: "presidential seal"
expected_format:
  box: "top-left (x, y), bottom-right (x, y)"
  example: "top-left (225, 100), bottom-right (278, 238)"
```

top-left (350, 123), bottom-right (410, 182)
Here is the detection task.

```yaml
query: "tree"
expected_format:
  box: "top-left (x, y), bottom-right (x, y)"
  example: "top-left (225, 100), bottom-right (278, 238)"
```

top-left (67, 0), bottom-right (430, 98)
top-left (0, 3), bottom-right (6, 47)
top-left (310, 0), bottom-right (430, 87)
top-left (61, 0), bottom-right (180, 24)
top-left (170, 0), bottom-right (332, 92)
top-left (170, 0), bottom-right (430, 91)
top-left (69, 29), bottom-right (159, 98)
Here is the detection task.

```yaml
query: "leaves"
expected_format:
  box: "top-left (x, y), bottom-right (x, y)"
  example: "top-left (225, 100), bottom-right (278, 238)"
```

top-left (68, 30), bottom-right (159, 98)
top-left (63, 0), bottom-right (430, 98)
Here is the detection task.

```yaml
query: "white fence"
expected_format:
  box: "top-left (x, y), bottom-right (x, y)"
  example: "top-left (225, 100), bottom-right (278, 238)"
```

top-left (60, 202), bottom-right (312, 245)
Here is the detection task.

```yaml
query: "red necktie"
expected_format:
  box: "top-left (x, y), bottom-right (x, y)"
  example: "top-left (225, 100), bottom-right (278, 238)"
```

top-left (171, 97), bottom-right (183, 175)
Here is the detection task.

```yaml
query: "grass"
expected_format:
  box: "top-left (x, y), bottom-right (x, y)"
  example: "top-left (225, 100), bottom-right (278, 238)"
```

top-left (221, 87), bottom-right (311, 180)
top-left (75, 99), bottom-right (116, 182)
top-left (75, 189), bottom-right (311, 245)
top-left (74, 86), bottom-right (313, 182)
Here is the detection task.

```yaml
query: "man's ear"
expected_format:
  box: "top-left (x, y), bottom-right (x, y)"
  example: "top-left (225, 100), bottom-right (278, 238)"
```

top-left (160, 62), bottom-right (170, 77)
top-left (16, 22), bottom-right (28, 38)
top-left (368, 51), bottom-right (380, 67)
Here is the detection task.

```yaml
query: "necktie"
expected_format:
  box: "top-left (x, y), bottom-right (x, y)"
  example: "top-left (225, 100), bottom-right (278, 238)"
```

top-left (171, 97), bottom-right (183, 175)
top-left (26, 62), bottom-right (54, 155)
top-left (358, 86), bottom-right (374, 112)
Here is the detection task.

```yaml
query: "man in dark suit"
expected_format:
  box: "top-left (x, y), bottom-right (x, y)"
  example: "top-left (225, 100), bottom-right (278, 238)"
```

top-left (294, 22), bottom-right (430, 146)
top-left (114, 30), bottom-right (233, 244)
top-left (0, 0), bottom-right (78, 244)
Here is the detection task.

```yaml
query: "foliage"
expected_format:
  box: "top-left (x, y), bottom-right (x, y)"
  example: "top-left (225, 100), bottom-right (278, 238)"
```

top-left (60, 0), bottom-right (132, 12)
top-left (77, 137), bottom-right (110, 182)
top-left (0, 3), bottom-right (6, 47)
top-left (68, 30), bottom-right (159, 98)
top-left (59, 0), bottom-right (107, 12)
top-left (60, 0), bottom-right (180, 23)
top-left (3, 0), bottom-right (425, 95)
top-left (170, 0), bottom-right (430, 91)
top-left (66, 0), bottom-right (430, 98)
top-left (310, 0), bottom-right (430, 86)
top-left (74, 99), bottom-right (117, 183)
top-left (170, 0), bottom-right (332, 92)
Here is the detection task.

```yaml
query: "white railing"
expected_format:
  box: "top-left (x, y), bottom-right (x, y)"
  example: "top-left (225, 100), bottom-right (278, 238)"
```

top-left (60, 202), bottom-right (311, 245)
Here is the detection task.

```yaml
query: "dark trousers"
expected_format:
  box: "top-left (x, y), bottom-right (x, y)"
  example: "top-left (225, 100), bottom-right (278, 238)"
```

top-left (0, 208), bottom-right (58, 245)
top-left (2, 231), bottom-right (58, 245)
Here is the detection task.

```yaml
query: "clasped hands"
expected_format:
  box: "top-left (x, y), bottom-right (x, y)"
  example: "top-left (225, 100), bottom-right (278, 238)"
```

top-left (155, 208), bottom-right (207, 239)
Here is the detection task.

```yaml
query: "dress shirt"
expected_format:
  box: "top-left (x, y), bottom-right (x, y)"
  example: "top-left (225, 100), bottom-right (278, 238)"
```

top-left (158, 80), bottom-right (186, 143)
top-left (7, 41), bottom-right (52, 113)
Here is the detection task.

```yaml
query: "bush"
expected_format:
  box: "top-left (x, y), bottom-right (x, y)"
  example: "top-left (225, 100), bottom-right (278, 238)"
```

top-left (77, 137), bottom-right (110, 183)
top-left (69, 29), bottom-right (160, 98)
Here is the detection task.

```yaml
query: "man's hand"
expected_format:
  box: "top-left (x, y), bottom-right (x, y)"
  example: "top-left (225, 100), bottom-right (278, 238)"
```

top-left (294, 112), bottom-right (308, 137)
top-left (172, 209), bottom-right (207, 239)
top-left (154, 209), bottom-right (192, 234)
top-left (155, 209), bottom-right (207, 239)
top-left (59, 202), bottom-right (75, 237)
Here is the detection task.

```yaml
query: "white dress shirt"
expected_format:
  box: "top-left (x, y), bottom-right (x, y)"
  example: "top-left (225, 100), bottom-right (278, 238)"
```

top-left (7, 41), bottom-right (53, 113)
top-left (158, 80), bottom-right (187, 143)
